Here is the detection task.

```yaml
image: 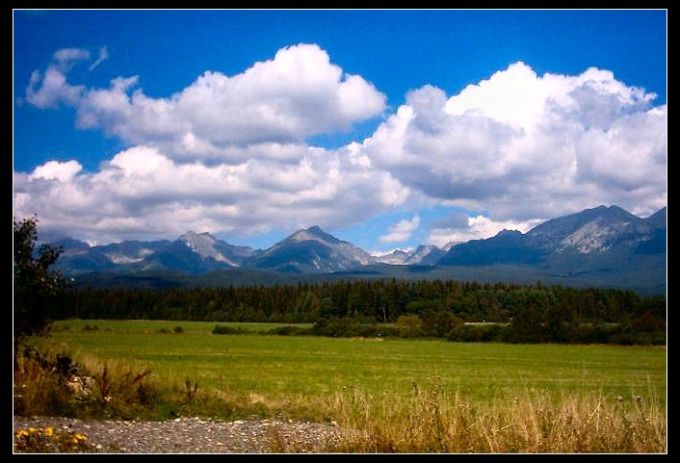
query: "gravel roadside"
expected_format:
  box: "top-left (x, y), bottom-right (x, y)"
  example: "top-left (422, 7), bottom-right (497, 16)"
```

top-left (14, 416), bottom-right (348, 453)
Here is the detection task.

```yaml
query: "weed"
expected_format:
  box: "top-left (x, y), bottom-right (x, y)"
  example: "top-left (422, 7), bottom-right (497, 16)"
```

top-left (13, 348), bottom-right (79, 417)
top-left (184, 378), bottom-right (199, 403)
top-left (14, 426), bottom-right (93, 453)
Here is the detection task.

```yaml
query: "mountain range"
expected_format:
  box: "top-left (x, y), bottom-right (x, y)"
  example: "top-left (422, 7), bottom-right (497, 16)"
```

top-left (45, 205), bottom-right (666, 294)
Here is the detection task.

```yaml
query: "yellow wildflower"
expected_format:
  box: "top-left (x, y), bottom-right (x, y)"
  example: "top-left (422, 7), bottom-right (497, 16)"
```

top-left (27, 427), bottom-right (37, 434)
top-left (74, 433), bottom-right (88, 441)
top-left (43, 427), bottom-right (54, 437)
top-left (15, 429), bottom-right (29, 438)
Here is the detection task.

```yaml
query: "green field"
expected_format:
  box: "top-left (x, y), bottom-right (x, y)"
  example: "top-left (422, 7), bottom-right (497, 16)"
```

top-left (19, 319), bottom-right (666, 452)
top-left (40, 319), bottom-right (665, 407)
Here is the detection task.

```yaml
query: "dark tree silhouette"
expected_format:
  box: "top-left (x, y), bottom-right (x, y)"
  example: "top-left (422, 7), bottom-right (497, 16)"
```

top-left (14, 216), bottom-right (64, 341)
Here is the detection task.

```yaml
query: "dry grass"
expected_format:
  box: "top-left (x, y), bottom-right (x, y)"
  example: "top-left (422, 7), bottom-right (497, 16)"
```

top-left (14, 346), bottom-right (161, 420)
top-left (13, 349), bottom-right (77, 417)
top-left (323, 382), bottom-right (666, 453)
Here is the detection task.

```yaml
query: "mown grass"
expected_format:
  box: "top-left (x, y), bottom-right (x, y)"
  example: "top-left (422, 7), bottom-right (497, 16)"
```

top-left (42, 319), bottom-right (665, 404)
top-left (19, 319), bottom-right (666, 452)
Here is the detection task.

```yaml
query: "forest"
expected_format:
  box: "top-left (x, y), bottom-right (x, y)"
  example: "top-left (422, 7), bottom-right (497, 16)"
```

top-left (49, 279), bottom-right (665, 345)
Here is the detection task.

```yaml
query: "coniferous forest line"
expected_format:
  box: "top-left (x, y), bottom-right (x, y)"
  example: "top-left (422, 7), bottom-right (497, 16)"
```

top-left (51, 279), bottom-right (665, 345)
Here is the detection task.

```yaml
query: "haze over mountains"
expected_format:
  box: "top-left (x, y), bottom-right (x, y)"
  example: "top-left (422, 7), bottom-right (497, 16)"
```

top-left (46, 205), bottom-right (666, 294)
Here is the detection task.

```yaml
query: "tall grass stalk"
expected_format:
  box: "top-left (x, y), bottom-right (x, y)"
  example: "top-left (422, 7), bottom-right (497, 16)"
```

top-left (324, 384), bottom-right (666, 453)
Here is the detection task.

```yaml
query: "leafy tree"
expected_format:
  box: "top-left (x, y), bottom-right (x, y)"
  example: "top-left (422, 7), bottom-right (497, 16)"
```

top-left (544, 302), bottom-right (577, 343)
top-left (507, 306), bottom-right (545, 343)
top-left (632, 311), bottom-right (665, 332)
top-left (14, 216), bottom-right (64, 341)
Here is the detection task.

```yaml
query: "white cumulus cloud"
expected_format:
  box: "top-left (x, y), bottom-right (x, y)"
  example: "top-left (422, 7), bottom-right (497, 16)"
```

top-left (17, 44), bottom-right (401, 243)
top-left (359, 61), bottom-right (666, 222)
top-left (14, 145), bottom-right (410, 244)
top-left (17, 49), bottom-right (666, 245)
top-left (380, 215), bottom-right (420, 243)
top-left (29, 160), bottom-right (83, 182)
top-left (29, 43), bottom-right (386, 163)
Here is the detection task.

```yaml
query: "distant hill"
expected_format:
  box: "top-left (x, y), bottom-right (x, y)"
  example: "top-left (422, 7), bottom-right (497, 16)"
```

top-left (135, 231), bottom-right (257, 275)
top-left (245, 226), bottom-right (374, 273)
top-left (437, 205), bottom-right (666, 294)
top-left (49, 205), bottom-right (666, 294)
top-left (373, 245), bottom-right (446, 265)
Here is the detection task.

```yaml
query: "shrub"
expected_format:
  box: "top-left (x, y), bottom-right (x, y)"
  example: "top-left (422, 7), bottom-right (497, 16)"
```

top-left (395, 314), bottom-right (425, 338)
top-left (449, 324), bottom-right (505, 343)
top-left (212, 325), bottom-right (245, 335)
top-left (576, 322), bottom-right (618, 344)
top-left (313, 318), bottom-right (401, 338)
top-left (421, 310), bottom-right (464, 338)
top-left (173, 326), bottom-right (184, 334)
top-left (267, 325), bottom-right (313, 336)
top-left (607, 333), bottom-right (637, 346)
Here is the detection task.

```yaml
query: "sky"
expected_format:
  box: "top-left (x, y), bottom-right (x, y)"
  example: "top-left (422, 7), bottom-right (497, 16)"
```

top-left (13, 9), bottom-right (667, 253)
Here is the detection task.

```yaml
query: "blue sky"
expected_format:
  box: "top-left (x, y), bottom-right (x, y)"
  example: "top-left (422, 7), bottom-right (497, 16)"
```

top-left (13, 9), bottom-right (667, 251)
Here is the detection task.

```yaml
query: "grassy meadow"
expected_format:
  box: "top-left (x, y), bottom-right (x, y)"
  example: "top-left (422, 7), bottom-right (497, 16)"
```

top-left (20, 319), bottom-right (667, 452)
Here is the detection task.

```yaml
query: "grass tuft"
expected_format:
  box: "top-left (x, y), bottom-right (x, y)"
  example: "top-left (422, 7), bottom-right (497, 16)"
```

top-left (323, 384), bottom-right (666, 453)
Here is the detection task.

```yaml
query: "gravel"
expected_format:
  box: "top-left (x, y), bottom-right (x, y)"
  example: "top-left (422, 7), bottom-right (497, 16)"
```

top-left (14, 416), bottom-right (348, 453)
